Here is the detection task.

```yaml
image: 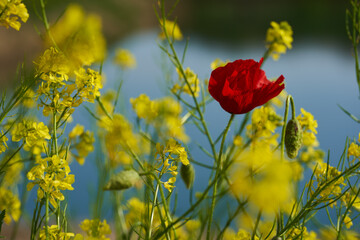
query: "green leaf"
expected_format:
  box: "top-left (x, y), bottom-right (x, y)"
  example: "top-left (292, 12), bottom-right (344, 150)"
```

top-left (103, 170), bottom-right (140, 191)
top-left (338, 104), bottom-right (360, 123)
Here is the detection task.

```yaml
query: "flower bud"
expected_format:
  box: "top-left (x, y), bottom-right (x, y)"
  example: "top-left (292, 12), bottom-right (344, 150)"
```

top-left (103, 169), bottom-right (140, 191)
top-left (285, 118), bottom-right (303, 159)
top-left (180, 163), bottom-right (195, 189)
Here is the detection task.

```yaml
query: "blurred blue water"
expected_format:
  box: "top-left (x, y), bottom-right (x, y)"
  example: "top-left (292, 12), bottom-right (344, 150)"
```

top-left (66, 30), bottom-right (359, 224)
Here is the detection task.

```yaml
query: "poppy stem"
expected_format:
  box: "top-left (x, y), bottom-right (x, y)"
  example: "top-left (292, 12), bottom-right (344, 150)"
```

top-left (207, 114), bottom-right (235, 240)
top-left (278, 95), bottom-right (295, 235)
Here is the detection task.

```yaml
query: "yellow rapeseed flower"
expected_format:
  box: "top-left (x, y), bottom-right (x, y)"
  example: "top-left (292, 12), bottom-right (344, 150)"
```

top-left (172, 67), bottom-right (200, 97)
top-left (75, 67), bottom-right (103, 103)
top-left (80, 219), bottom-right (111, 240)
top-left (125, 197), bottom-right (165, 235)
top-left (26, 155), bottom-right (74, 208)
top-left (99, 114), bottom-right (140, 166)
top-left (246, 106), bottom-right (282, 146)
top-left (69, 124), bottom-right (94, 165)
top-left (35, 47), bottom-right (71, 85)
top-left (310, 162), bottom-right (345, 205)
top-left (348, 142), bottom-right (360, 158)
top-left (131, 95), bottom-right (189, 142)
top-left (231, 146), bottom-right (294, 214)
top-left (39, 225), bottom-right (75, 240)
top-left (266, 21), bottom-right (293, 60)
top-left (130, 94), bottom-right (158, 122)
top-left (159, 19), bottom-right (183, 41)
top-left (297, 108), bottom-right (318, 134)
top-left (344, 215), bottom-right (353, 229)
top-left (48, 4), bottom-right (106, 67)
top-left (2, 152), bottom-right (23, 186)
top-left (11, 120), bottom-right (51, 154)
top-left (0, 0), bottom-right (29, 30)
top-left (0, 187), bottom-right (21, 224)
top-left (155, 139), bottom-right (189, 192)
top-left (113, 48), bottom-right (136, 69)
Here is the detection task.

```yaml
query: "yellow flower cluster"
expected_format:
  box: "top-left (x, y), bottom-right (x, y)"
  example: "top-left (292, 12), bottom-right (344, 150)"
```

top-left (348, 133), bottom-right (360, 159)
top-left (69, 124), bottom-right (95, 165)
top-left (0, 186), bottom-right (21, 224)
top-left (232, 229), bottom-right (258, 240)
top-left (286, 226), bottom-right (318, 240)
top-left (79, 219), bottom-right (111, 240)
top-left (342, 191), bottom-right (360, 212)
top-left (131, 94), bottom-right (189, 142)
top-left (124, 197), bottom-right (198, 238)
top-left (155, 139), bottom-right (189, 192)
top-left (2, 152), bottom-right (23, 186)
top-left (113, 48), bottom-right (136, 69)
top-left (47, 4), bottom-right (106, 67)
top-left (125, 197), bottom-right (164, 236)
top-left (231, 146), bottom-right (294, 214)
top-left (319, 227), bottom-right (359, 240)
top-left (296, 108), bottom-right (324, 164)
top-left (39, 225), bottom-right (75, 240)
top-left (246, 106), bottom-right (282, 147)
top-left (159, 19), bottom-right (183, 41)
top-left (310, 162), bottom-right (345, 205)
top-left (75, 68), bottom-right (103, 103)
top-left (35, 47), bottom-right (103, 116)
top-left (99, 114), bottom-right (140, 167)
top-left (11, 120), bottom-right (51, 154)
top-left (35, 47), bottom-right (71, 85)
top-left (172, 67), bottom-right (200, 97)
top-left (0, 0), bottom-right (28, 30)
top-left (125, 197), bottom-right (147, 227)
top-left (266, 21), bottom-right (293, 60)
top-left (27, 155), bottom-right (75, 208)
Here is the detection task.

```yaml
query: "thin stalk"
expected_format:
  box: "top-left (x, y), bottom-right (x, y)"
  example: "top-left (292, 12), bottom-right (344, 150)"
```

top-left (207, 114), bottom-right (234, 240)
top-left (148, 183), bottom-right (160, 239)
top-left (45, 193), bottom-right (49, 240)
top-left (39, 0), bottom-right (59, 49)
top-left (252, 210), bottom-right (262, 240)
top-left (53, 110), bottom-right (59, 156)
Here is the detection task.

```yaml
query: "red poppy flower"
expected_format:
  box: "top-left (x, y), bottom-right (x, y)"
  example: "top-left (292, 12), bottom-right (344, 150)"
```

top-left (208, 58), bottom-right (284, 114)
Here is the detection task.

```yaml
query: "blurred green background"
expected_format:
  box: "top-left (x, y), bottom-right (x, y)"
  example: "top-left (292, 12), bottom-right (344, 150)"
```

top-left (0, 0), bottom-right (349, 84)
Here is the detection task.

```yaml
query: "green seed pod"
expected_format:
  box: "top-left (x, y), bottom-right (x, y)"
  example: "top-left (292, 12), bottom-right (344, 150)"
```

top-left (285, 118), bottom-right (303, 159)
top-left (180, 163), bottom-right (195, 189)
top-left (103, 169), bottom-right (140, 191)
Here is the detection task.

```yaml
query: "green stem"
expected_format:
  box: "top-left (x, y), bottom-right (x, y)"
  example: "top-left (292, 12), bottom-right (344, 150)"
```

top-left (96, 96), bottom-right (112, 120)
top-left (45, 193), bottom-right (49, 240)
top-left (148, 183), bottom-right (160, 239)
top-left (39, 0), bottom-right (59, 49)
top-left (278, 95), bottom-right (294, 235)
top-left (207, 114), bottom-right (235, 240)
top-left (252, 210), bottom-right (262, 240)
top-left (352, 1), bottom-right (360, 95)
top-left (53, 110), bottom-right (58, 156)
